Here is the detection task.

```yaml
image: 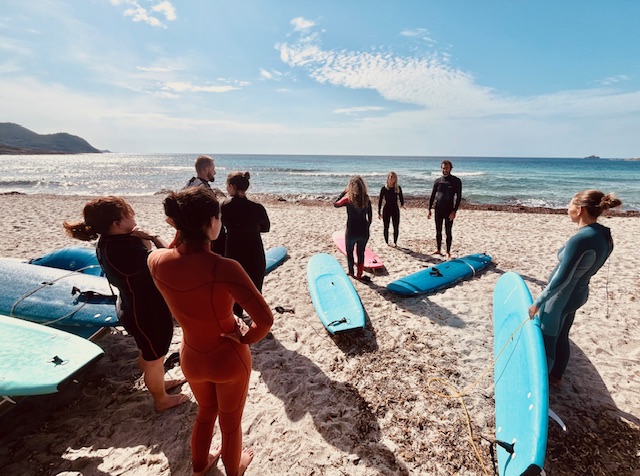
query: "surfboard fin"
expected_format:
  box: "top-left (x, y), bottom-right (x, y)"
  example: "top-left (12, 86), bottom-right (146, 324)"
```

top-left (548, 408), bottom-right (567, 431)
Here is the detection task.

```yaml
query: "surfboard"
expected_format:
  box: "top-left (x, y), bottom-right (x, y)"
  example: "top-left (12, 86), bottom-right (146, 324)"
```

top-left (0, 258), bottom-right (119, 335)
top-left (30, 246), bottom-right (104, 276)
top-left (265, 246), bottom-right (287, 274)
top-left (306, 253), bottom-right (365, 334)
top-left (0, 314), bottom-right (104, 396)
top-left (386, 253), bottom-right (492, 296)
top-left (331, 230), bottom-right (384, 270)
top-left (493, 272), bottom-right (548, 476)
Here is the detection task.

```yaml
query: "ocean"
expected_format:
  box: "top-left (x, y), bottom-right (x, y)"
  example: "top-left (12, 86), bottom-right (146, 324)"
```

top-left (1, 153), bottom-right (639, 210)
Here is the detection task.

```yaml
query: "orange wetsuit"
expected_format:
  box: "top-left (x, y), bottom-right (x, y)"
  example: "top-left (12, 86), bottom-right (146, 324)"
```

top-left (148, 246), bottom-right (273, 475)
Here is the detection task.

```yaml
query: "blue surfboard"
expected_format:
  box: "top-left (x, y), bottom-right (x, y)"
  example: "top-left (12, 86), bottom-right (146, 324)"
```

top-left (386, 253), bottom-right (492, 295)
top-left (306, 253), bottom-right (365, 334)
top-left (493, 272), bottom-right (548, 475)
top-left (0, 258), bottom-right (119, 336)
top-left (30, 246), bottom-right (105, 276)
top-left (0, 314), bottom-right (104, 396)
top-left (265, 246), bottom-right (287, 274)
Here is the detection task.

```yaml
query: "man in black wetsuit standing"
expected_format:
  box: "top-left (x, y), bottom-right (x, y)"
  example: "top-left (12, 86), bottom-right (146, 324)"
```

top-left (184, 155), bottom-right (226, 254)
top-left (427, 160), bottom-right (462, 259)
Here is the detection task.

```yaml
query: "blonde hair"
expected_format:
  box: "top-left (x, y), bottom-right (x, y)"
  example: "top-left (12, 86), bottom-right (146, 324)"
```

top-left (572, 190), bottom-right (622, 218)
top-left (385, 172), bottom-right (399, 193)
top-left (346, 176), bottom-right (370, 209)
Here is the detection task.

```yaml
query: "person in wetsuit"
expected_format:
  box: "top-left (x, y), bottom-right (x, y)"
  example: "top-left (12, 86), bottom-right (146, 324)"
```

top-left (378, 171), bottom-right (405, 247)
top-left (335, 175), bottom-right (373, 280)
top-left (148, 187), bottom-right (273, 476)
top-left (63, 197), bottom-right (187, 413)
top-left (184, 155), bottom-right (226, 255)
top-left (221, 172), bottom-right (270, 318)
top-left (529, 190), bottom-right (622, 387)
top-left (427, 160), bottom-right (462, 259)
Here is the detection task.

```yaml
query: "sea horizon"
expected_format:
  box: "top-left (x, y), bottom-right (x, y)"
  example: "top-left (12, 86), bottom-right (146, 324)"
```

top-left (2, 153), bottom-right (640, 210)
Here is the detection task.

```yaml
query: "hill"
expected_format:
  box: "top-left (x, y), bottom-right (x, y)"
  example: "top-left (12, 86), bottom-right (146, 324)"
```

top-left (0, 122), bottom-right (101, 154)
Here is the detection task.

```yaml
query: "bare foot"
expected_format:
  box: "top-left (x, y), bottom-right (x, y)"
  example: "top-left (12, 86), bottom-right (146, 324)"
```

top-left (446, 252), bottom-right (452, 260)
top-left (238, 448), bottom-right (254, 476)
top-left (193, 447), bottom-right (221, 476)
top-left (165, 378), bottom-right (187, 391)
top-left (155, 393), bottom-right (190, 413)
top-left (433, 249), bottom-right (442, 255)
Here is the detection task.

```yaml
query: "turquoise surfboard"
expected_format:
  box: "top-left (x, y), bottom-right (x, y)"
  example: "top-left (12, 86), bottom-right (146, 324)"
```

top-left (30, 246), bottom-right (104, 276)
top-left (493, 272), bottom-right (548, 475)
top-left (0, 314), bottom-right (104, 396)
top-left (386, 253), bottom-right (492, 295)
top-left (0, 258), bottom-right (119, 335)
top-left (306, 253), bottom-right (365, 334)
top-left (265, 246), bottom-right (287, 274)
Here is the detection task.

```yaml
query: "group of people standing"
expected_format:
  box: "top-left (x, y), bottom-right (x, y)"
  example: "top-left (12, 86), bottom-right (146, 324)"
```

top-left (62, 154), bottom-right (621, 475)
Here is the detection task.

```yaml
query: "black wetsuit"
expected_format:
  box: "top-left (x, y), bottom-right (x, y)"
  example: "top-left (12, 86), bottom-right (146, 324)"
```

top-left (97, 234), bottom-right (173, 361)
top-left (184, 177), bottom-right (226, 255)
top-left (428, 174), bottom-right (462, 253)
top-left (221, 196), bottom-right (270, 317)
top-left (334, 192), bottom-right (373, 276)
top-left (378, 186), bottom-right (404, 245)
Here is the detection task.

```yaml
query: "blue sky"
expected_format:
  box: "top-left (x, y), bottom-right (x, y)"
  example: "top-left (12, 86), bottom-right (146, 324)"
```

top-left (1, 0), bottom-right (639, 157)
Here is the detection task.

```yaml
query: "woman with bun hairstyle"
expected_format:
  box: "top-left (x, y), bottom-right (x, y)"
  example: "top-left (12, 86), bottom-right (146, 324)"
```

top-left (529, 190), bottom-right (622, 386)
top-left (148, 187), bottom-right (273, 476)
top-left (63, 196), bottom-right (187, 413)
top-left (378, 171), bottom-right (405, 247)
top-left (221, 172), bottom-right (271, 318)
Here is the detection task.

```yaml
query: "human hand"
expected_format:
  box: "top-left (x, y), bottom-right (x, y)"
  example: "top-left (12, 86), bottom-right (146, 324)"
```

top-left (377, 213), bottom-right (381, 220)
top-left (131, 228), bottom-right (155, 241)
top-left (449, 211), bottom-right (456, 221)
top-left (528, 305), bottom-right (539, 319)
top-left (427, 211), bottom-right (432, 219)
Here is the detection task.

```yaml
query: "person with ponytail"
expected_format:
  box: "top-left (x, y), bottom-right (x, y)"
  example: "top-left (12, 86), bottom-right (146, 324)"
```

top-left (221, 171), bottom-right (271, 319)
top-left (378, 171), bottom-right (405, 247)
top-left (529, 190), bottom-right (622, 387)
top-left (63, 197), bottom-right (187, 413)
top-left (148, 187), bottom-right (273, 476)
top-left (334, 175), bottom-right (373, 280)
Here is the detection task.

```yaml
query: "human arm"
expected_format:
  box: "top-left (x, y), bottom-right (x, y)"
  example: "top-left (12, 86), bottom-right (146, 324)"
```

top-left (131, 228), bottom-right (168, 249)
top-left (378, 187), bottom-right (384, 217)
top-left (367, 200), bottom-right (373, 226)
top-left (427, 180), bottom-right (438, 218)
top-left (453, 176), bottom-right (462, 212)
top-left (334, 191), bottom-right (349, 208)
top-left (257, 204), bottom-right (270, 233)
top-left (399, 186), bottom-right (405, 209)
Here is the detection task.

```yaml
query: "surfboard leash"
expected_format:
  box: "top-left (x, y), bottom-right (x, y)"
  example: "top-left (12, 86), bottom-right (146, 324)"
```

top-left (424, 316), bottom-right (531, 476)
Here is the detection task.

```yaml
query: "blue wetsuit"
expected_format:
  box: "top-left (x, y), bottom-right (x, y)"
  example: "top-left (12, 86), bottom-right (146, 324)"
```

top-left (534, 223), bottom-right (613, 378)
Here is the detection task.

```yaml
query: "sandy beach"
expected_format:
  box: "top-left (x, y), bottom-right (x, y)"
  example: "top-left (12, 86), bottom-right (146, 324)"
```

top-left (0, 193), bottom-right (638, 476)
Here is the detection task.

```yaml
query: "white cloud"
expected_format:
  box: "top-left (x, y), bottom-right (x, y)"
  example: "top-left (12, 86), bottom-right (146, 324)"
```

top-left (161, 81), bottom-right (241, 93)
top-left (259, 68), bottom-right (283, 80)
top-left (400, 28), bottom-right (435, 44)
top-left (111, 0), bottom-right (177, 28)
top-left (291, 17), bottom-right (315, 31)
top-left (137, 65), bottom-right (179, 73)
top-left (334, 106), bottom-right (385, 115)
top-left (596, 75), bottom-right (630, 86)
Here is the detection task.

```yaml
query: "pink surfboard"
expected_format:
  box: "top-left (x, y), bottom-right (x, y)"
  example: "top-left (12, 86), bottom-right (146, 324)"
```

top-left (331, 230), bottom-right (384, 270)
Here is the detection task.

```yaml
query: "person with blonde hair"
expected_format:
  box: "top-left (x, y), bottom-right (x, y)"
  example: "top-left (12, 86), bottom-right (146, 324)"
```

top-left (334, 175), bottom-right (373, 280)
top-left (63, 196), bottom-right (187, 413)
top-left (529, 190), bottom-right (622, 387)
top-left (148, 187), bottom-right (273, 476)
top-left (378, 171), bottom-right (405, 247)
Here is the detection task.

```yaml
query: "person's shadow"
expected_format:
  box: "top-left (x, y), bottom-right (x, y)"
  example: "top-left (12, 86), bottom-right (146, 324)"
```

top-left (542, 342), bottom-right (640, 475)
top-left (252, 336), bottom-right (410, 475)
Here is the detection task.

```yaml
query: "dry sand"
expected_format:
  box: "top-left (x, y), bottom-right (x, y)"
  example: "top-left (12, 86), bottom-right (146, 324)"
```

top-left (0, 193), bottom-right (638, 475)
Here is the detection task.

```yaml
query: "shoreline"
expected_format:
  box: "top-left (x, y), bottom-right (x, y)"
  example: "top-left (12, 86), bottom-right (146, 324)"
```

top-left (2, 190), bottom-right (640, 216)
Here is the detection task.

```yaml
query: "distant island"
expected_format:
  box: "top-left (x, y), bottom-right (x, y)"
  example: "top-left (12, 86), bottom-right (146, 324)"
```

top-left (0, 122), bottom-right (101, 154)
top-left (583, 155), bottom-right (600, 159)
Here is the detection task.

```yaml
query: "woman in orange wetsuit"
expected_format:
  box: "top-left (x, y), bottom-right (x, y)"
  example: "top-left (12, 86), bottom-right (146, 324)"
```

top-left (148, 187), bottom-right (273, 476)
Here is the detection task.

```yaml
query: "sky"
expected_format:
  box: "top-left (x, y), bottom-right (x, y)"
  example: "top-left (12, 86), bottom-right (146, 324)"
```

top-left (1, 0), bottom-right (639, 157)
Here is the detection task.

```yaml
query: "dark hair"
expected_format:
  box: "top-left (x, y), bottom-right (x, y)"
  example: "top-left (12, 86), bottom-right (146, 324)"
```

top-left (163, 187), bottom-right (220, 247)
top-left (441, 160), bottom-right (453, 168)
top-left (572, 190), bottom-right (622, 218)
top-left (227, 171), bottom-right (251, 192)
top-left (194, 155), bottom-right (214, 173)
top-left (63, 196), bottom-right (133, 241)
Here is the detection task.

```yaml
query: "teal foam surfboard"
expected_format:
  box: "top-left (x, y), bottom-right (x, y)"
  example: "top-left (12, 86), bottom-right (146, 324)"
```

top-left (0, 258), bottom-right (119, 335)
top-left (0, 314), bottom-right (104, 396)
top-left (386, 253), bottom-right (491, 295)
top-left (306, 253), bottom-right (365, 334)
top-left (30, 246), bottom-right (105, 276)
top-left (493, 272), bottom-right (548, 475)
top-left (265, 246), bottom-right (287, 274)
